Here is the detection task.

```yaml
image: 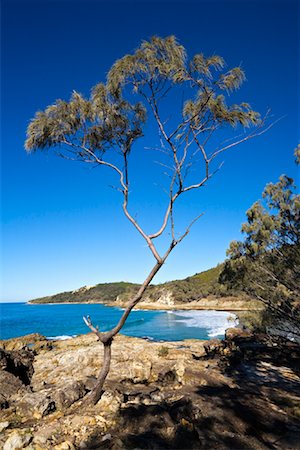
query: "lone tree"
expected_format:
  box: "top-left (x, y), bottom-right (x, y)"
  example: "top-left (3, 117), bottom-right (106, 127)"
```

top-left (220, 146), bottom-right (300, 341)
top-left (26, 36), bottom-right (269, 404)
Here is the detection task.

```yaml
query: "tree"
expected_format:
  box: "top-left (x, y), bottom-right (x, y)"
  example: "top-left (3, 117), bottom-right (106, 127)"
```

top-left (220, 146), bottom-right (300, 341)
top-left (25, 36), bottom-right (268, 404)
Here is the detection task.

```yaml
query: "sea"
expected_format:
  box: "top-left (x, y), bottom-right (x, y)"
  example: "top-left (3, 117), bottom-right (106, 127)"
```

top-left (0, 303), bottom-right (237, 341)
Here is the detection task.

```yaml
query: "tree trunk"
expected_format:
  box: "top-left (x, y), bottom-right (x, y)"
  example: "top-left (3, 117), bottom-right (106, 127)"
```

top-left (84, 261), bottom-right (165, 405)
top-left (88, 338), bottom-right (112, 405)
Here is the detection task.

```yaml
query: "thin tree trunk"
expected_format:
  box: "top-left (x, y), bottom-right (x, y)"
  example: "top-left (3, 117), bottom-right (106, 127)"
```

top-left (85, 261), bottom-right (164, 404)
top-left (88, 338), bottom-right (112, 405)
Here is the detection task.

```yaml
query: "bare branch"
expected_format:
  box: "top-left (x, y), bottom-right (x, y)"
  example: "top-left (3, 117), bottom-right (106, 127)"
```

top-left (83, 315), bottom-right (103, 341)
top-left (175, 213), bottom-right (204, 245)
top-left (209, 114), bottom-right (280, 163)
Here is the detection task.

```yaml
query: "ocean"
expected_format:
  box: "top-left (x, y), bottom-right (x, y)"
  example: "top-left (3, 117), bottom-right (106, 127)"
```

top-left (0, 302), bottom-right (237, 341)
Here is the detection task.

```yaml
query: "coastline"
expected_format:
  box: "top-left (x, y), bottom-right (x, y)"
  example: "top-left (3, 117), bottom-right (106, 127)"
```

top-left (27, 295), bottom-right (263, 312)
top-left (3, 302), bottom-right (241, 342)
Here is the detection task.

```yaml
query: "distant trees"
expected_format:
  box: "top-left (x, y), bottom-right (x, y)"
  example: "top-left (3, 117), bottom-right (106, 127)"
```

top-left (220, 146), bottom-right (300, 341)
top-left (25, 36), bottom-right (267, 404)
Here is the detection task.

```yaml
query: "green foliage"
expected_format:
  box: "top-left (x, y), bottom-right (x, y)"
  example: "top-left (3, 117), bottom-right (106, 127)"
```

top-left (220, 146), bottom-right (300, 340)
top-left (31, 282), bottom-right (139, 304)
top-left (143, 265), bottom-right (228, 303)
top-left (107, 35), bottom-right (260, 130)
top-left (158, 346), bottom-right (169, 357)
top-left (26, 36), bottom-right (261, 159)
top-left (294, 144), bottom-right (300, 164)
top-left (25, 85), bottom-right (146, 155)
top-left (30, 265), bottom-right (232, 305)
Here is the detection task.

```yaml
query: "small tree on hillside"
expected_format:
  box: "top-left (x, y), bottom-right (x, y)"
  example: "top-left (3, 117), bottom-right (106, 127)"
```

top-left (25, 36), bottom-right (268, 404)
top-left (220, 146), bottom-right (300, 341)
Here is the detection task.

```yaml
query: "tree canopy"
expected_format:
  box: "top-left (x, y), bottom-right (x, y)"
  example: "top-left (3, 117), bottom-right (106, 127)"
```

top-left (220, 146), bottom-right (300, 341)
top-left (26, 36), bottom-right (262, 163)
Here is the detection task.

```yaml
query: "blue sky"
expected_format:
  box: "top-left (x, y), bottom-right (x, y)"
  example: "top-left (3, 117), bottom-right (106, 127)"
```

top-left (1, 0), bottom-right (299, 301)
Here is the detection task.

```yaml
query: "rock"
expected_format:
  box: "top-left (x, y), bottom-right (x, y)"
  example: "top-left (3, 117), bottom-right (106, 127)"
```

top-left (32, 424), bottom-right (58, 445)
top-left (225, 327), bottom-right (253, 341)
top-left (3, 430), bottom-right (32, 450)
top-left (127, 360), bottom-right (152, 384)
top-left (54, 441), bottom-right (75, 450)
top-left (150, 391), bottom-right (165, 402)
top-left (0, 421), bottom-right (10, 432)
top-left (53, 381), bottom-right (86, 409)
top-left (0, 393), bottom-right (9, 409)
top-left (174, 360), bottom-right (186, 383)
top-left (0, 348), bottom-right (34, 385)
top-left (101, 433), bottom-right (112, 443)
top-left (203, 339), bottom-right (225, 357)
top-left (83, 376), bottom-right (97, 391)
top-left (157, 368), bottom-right (177, 384)
top-left (17, 391), bottom-right (56, 418)
top-left (0, 333), bottom-right (46, 351)
top-left (0, 371), bottom-right (26, 405)
top-left (97, 391), bottom-right (123, 413)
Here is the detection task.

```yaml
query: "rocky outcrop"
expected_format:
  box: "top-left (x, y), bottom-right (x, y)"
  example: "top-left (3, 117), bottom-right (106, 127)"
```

top-left (0, 333), bottom-right (48, 351)
top-left (0, 347), bottom-right (35, 409)
top-left (0, 347), bottom-right (34, 385)
top-left (0, 332), bottom-right (299, 449)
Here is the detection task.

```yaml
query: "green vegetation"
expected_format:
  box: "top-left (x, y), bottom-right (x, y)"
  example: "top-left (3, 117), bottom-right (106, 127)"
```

top-left (149, 266), bottom-right (226, 303)
top-left (220, 146), bottom-right (300, 340)
top-left (157, 346), bottom-right (169, 357)
top-left (29, 265), bottom-right (239, 305)
top-left (30, 282), bottom-right (139, 304)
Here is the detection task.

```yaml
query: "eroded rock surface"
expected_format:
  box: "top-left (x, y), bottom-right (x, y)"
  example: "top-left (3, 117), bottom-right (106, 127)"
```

top-left (0, 332), bottom-right (299, 449)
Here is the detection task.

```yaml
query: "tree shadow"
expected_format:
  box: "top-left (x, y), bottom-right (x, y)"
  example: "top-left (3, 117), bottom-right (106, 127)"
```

top-left (83, 341), bottom-right (300, 450)
top-left (116, 396), bottom-right (253, 449)
top-left (117, 358), bottom-right (300, 449)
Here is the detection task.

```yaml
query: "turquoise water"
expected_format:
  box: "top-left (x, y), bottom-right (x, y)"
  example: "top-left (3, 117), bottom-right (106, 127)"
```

top-left (0, 303), bottom-right (237, 341)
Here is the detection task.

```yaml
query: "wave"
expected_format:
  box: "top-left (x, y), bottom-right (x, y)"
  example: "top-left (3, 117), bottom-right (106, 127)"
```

top-left (169, 310), bottom-right (238, 338)
top-left (47, 335), bottom-right (77, 340)
top-left (123, 318), bottom-right (145, 328)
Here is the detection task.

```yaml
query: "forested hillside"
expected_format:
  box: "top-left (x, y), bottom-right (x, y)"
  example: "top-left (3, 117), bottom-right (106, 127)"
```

top-left (29, 265), bottom-right (233, 305)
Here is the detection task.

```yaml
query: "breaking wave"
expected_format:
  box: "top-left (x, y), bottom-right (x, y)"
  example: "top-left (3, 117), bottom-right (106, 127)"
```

top-left (47, 335), bottom-right (77, 340)
top-left (168, 310), bottom-right (238, 338)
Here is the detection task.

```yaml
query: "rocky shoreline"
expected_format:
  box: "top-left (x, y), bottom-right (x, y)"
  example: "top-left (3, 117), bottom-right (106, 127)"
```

top-left (1, 331), bottom-right (300, 449)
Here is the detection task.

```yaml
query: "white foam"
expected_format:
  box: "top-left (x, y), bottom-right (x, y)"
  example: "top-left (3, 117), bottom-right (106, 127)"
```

top-left (170, 310), bottom-right (238, 337)
top-left (47, 335), bottom-right (77, 341)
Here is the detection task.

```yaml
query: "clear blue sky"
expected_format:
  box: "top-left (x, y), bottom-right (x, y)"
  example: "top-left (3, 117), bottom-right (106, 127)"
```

top-left (1, 0), bottom-right (298, 301)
